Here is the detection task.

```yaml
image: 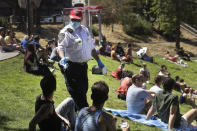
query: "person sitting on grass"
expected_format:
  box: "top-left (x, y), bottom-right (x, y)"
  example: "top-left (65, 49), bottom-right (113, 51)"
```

top-left (117, 70), bottom-right (133, 100)
top-left (146, 78), bottom-right (197, 131)
top-left (48, 39), bottom-right (60, 62)
top-left (180, 87), bottom-right (197, 108)
top-left (111, 45), bottom-right (121, 61)
top-left (140, 70), bottom-right (149, 90)
top-left (164, 51), bottom-right (178, 62)
top-left (32, 35), bottom-right (44, 50)
top-left (178, 79), bottom-right (197, 108)
top-left (149, 75), bottom-right (163, 94)
top-left (75, 81), bottom-right (130, 131)
top-left (0, 28), bottom-right (20, 52)
top-left (110, 62), bottom-right (125, 80)
top-left (125, 43), bottom-right (133, 64)
top-left (116, 42), bottom-right (125, 58)
top-left (139, 63), bottom-right (150, 83)
top-left (29, 75), bottom-right (76, 131)
top-left (21, 35), bottom-right (29, 51)
top-left (24, 42), bottom-right (51, 76)
top-left (126, 74), bottom-right (153, 114)
top-left (158, 65), bottom-right (169, 79)
top-left (4, 30), bottom-right (21, 50)
top-left (105, 42), bottom-right (112, 57)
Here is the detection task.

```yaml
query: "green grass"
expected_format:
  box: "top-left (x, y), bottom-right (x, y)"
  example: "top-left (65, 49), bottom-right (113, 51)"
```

top-left (0, 54), bottom-right (197, 131)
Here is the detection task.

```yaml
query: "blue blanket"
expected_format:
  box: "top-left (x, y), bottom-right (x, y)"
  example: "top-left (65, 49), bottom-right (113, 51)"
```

top-left (104, 107), bottom-right (197, 131)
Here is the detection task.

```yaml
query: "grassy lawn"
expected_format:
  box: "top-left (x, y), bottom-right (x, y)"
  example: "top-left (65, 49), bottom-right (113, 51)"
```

top-left (0, 54), bottom-right (197, 131)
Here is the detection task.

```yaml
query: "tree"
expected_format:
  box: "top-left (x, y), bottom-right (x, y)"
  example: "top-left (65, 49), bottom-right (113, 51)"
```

top-left (18, 0), bottom-right (42, 34)
top-left (150, 0), bottom-right (195, 48)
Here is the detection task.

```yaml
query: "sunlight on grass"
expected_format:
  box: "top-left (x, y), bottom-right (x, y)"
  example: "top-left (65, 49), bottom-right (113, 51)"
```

top-left (0, 54), bottom-right (197, 131)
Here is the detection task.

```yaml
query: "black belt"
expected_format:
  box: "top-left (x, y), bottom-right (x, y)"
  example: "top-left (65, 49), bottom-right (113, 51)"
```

top-left (67, 61), bottom-right (87, 66)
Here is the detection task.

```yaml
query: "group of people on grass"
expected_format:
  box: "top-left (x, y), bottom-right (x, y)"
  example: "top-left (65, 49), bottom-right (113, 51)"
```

top-left (110, 42), bottom-right (133, 64)
top-left (113, 59), bottom-right (197, 130)
top-left (0, 27), bottom-right (21, 52)
top-left (3, 8), bottom-right (196, 131)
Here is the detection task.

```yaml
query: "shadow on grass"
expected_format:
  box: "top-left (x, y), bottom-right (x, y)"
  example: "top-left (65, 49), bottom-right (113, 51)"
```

top-left (0, 113), bottom-right (28, 131)
top-left (0, 127), bottom-right (28, 131)
top-left (0, 114), bottom-right (12, 126)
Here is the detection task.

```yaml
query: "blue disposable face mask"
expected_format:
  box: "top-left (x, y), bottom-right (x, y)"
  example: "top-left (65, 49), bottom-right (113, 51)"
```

top-left (71, 21), bottom-right (81, 30)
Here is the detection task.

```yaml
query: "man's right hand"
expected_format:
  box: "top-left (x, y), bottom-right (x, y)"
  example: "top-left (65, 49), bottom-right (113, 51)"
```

top-left (59, 57), bottom-right (68, 69)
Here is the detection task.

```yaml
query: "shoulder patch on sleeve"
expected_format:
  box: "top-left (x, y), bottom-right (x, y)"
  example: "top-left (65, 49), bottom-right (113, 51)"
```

top-left (67, 28), bottom-right (73, 33)
top-left (58, 33), bottom-right (65, 43)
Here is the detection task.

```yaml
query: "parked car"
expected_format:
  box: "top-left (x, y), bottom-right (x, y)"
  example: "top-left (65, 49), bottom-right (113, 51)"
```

top-left (40, 17), bottom-right (53, 23)
top-left (51, 14), bottom-right (63, 23)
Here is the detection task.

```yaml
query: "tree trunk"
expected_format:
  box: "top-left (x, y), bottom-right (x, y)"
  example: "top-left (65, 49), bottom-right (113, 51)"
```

top-left (35, 8), bottom-right (40, 27)
top-left (29, 2), bottom-right (34, 34)
top-left (111, 24), bottom-right (114, 32)
top-left (175, 0), bottom-right (180, 49)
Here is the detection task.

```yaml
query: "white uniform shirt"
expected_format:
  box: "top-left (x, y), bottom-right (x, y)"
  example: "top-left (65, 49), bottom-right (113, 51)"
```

top-left (58, 24), bottom-right (95, 63)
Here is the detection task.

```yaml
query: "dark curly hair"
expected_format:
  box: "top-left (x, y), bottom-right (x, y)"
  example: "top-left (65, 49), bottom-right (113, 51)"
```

top-left (91, 81), bottom-right (109, 107)
top-left (40, 75), bottom-right (56, 98)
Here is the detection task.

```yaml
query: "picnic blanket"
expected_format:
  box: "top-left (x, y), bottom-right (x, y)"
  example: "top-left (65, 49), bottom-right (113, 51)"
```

top-left (161, 58), bottom-right (188, 68)
top-left (0, 50), bottom-right (19, 61)
top-left (104, 107), bottom-right (197, 131)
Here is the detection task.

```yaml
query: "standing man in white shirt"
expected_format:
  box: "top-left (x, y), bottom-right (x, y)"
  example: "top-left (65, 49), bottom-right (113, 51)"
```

top-left (58, 9), bottom-right (106, 110)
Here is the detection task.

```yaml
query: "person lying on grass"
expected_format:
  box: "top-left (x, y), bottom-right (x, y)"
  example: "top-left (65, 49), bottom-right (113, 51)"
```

top-left (164, 51), bottom-right (178, 62)
top-left (29, 74), bottom-right (76, 131)
top-left (146, 78), bottom-right (197, 131)
top-left (75, 81), bottom-right (130, 131)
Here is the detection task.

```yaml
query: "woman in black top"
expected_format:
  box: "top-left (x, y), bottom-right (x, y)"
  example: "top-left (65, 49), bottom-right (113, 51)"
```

top-left (29, 75), bottom-right (76, 131)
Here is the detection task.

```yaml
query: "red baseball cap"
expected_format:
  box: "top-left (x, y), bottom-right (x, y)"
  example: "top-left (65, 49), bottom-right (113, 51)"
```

top-left (70, 9), bottom-right (82, 20)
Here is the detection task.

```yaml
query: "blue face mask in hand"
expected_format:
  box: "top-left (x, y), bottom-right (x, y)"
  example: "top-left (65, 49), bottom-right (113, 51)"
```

top-left (71, 21), bottom-right (81, 30)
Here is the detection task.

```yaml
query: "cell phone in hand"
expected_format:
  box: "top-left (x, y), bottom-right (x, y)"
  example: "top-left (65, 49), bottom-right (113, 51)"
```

top-left (118, 120), bottom-right (128, 128)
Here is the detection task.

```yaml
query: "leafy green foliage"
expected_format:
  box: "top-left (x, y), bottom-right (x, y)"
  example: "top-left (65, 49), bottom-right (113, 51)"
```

top-left (0, 17), bottom-right (11, 29)
top-left (121, 13), bottom-right (153, 36)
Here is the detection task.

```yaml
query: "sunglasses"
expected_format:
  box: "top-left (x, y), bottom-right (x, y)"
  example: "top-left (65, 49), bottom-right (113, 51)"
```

top-left (71, 19), bottom-right (81, 22)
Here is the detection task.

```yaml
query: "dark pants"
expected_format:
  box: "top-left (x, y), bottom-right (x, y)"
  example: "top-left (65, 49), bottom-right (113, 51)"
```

top-left (61, 61), bottom-right (89, 110)
top-left (26, 65), bottom-right (51, 76)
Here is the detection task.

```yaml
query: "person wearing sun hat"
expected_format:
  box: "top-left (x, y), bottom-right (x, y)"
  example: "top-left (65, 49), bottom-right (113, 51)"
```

top-left (58, 8), bottom-right (107, 110)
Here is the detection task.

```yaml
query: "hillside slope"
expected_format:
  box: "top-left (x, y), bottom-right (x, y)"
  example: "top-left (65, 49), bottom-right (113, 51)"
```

top-left (14, 24), bottom-right (197, 57)
top-left (100, 24), bottom-right (197, 57)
